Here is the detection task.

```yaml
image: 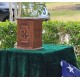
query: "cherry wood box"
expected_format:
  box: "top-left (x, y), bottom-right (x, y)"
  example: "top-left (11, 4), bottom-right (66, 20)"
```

top-left (16, 17), bottom-right (42, 50)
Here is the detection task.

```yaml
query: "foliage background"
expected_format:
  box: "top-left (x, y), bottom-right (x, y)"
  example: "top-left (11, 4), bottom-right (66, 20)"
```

top-left (22, 2), bottom-right (45, 17)
top-left (0, 21), bottom-right (16, 49)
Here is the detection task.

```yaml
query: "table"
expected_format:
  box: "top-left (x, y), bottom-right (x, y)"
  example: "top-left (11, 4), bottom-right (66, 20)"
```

top-left (0, 44), bottom-right (77, 77)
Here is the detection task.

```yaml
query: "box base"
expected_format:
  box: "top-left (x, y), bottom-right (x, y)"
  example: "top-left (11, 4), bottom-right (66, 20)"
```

top-left (16, 47), bottom-right (42, 50)
top-left (14, 46), bottom-right (42, 50)
top-left (14, 43), bottom-right (42, 50)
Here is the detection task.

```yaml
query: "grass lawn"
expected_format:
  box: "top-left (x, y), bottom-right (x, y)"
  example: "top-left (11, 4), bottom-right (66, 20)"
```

top-left (46, 2), bottom-right (80, 10)
top-left (46, 2), bottom-right (80, 21)
top-left (50, 10), bottom-right (80, 21)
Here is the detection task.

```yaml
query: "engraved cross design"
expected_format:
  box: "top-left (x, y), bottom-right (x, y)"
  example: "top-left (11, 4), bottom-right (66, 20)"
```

top-left (20, 26), bottom-right (30, 40)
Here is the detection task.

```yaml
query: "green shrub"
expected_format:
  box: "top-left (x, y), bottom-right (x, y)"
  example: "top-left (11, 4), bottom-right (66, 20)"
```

top-left (42, 20), bottom-right (80, 46)
top-left (42, 20), bottom-right (59, 44)
top-left (0, 21), bottom-right (17, 49)
top-left (65, 21), bottom-right (80, 46)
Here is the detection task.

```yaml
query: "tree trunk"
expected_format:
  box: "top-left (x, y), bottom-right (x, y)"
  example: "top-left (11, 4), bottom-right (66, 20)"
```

top-left (9, 2), bottom-right (13, 22)
top-left (14, 2), bottom-right (17, 20)
top-left (17, 2), bottom-right (22, 17)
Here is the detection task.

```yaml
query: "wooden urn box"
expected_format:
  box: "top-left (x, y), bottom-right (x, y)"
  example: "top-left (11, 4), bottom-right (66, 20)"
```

top-left (16, 17), bottom-right (42, 50)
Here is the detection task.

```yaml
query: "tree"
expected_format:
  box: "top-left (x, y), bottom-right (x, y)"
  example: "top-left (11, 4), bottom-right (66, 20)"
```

top-left (9, 2), bottom-right (45, 22)
top-left (22, 2), bottom-right (45, 17)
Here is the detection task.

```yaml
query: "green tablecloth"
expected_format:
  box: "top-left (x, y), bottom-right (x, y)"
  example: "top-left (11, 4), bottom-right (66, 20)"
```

top-left (0, 44), bottom-right (77, 77)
